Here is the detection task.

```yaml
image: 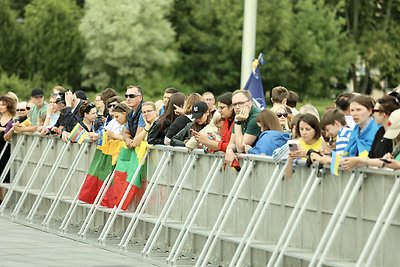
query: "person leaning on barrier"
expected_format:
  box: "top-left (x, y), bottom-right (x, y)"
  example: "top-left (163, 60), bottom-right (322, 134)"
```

top-left (380, 109), bottom-right (400, 169)
top-left (310, 109), bottom-right (351, 165)
top-left (105, 103), bottom-right (130, 141)
top-left (244, 109), bottom-right (291, 156)
top-left (13, 88), bottom-right (48, 133)
top-left (131, 101), bottom-right (158, 146)
top-left (285, 113), bottom-right (324, 178)
top-left (170, 101), bottom-right (210, 147)
top-left (76, 101), bottom-right (100, 142)
top-left (37, 94), bottom-right (61, 133)
top-left (340, 95), bottom-right (381, 170)
top-left (103, 96), bottom-right (124, 133)
top-left (191, 92), bottom-right (235, 152)
top-left (164, 93), bottom-right (203, 145)
top-left (224, 90), bottom-right (261, 166)
top-left (122, 85), bottom-right (145, 148)
top-left (187, 110), bottom-right (223, 151)
top-left (62, 90), bottom-right (84, 132)
top-left (0, 95), bottom-right (16, 202)
top-left (15, 101), bottom-right (28, 123)
top-left (147, 92), bottom-right (186, 145)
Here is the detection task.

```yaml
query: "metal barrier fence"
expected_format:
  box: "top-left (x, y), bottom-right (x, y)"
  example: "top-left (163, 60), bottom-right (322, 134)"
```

top-left (1, 133), bottom-right (400, 267)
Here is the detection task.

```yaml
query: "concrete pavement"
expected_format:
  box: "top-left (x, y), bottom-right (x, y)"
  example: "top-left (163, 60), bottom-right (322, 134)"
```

top-left (0, 216), bottom-right (155, 267)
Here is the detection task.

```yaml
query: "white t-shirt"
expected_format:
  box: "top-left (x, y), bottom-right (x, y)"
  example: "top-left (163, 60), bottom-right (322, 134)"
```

top-left (105, 119), bottom-right (123, 134)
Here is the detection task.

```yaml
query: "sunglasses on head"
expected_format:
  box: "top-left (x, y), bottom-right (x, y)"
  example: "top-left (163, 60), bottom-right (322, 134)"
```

top-left (276, 112), bottom-right (288, 118)
top-left (125, 94), bottom-right (140, 99)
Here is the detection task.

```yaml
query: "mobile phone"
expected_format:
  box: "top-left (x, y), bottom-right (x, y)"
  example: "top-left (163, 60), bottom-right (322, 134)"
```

top-left (288, 140), bottom-right (299, 151)
top-left (379, 158), bottom-right (391, 164)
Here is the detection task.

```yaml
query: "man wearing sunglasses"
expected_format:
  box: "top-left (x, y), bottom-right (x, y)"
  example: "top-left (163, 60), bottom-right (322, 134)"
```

top-left (14, 88), bottom-right (48, 133)
top-left (122, 85), bottom-right (145, 148)
top-left (225, 89), bottom-right (261, 166)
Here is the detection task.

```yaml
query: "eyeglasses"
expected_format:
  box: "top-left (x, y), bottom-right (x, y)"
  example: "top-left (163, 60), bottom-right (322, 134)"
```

top-left (108, 104), bottom-right (117, 109)
top-left (16, 109), bottom-right (26, 112)
top-left (372, 109), bottom-right (385, 113)
top-left (232, 99), bottom-right (250, 107)
top-left (125, 94), bottom-right (140, 99)
top-left (217, 105), bottom-right (228, 110)
top-left (276, 112), bottom-right (288, 118)
top-left (142, 110), bottom-right (154, 115)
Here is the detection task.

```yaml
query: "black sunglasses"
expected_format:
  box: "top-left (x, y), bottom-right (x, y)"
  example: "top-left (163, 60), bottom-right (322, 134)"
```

top-left (16, 109), bottom-right (26, 112)
top-left (125, 94), bottom-right (140, 99)
top-left (276, 112), bottom-right (288, 118)
top-left (26, 106), bottom-right (31, 110)
top-left (108, 104), bottom-right (116, 109)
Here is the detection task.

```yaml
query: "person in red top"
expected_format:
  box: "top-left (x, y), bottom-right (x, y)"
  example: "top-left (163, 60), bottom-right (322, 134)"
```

top-left (192, 92), bottom-right (234, 152)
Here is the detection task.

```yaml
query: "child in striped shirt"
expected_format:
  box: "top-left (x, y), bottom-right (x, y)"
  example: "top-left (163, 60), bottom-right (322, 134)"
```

top-left (310, 109), bottom-right (351, 164)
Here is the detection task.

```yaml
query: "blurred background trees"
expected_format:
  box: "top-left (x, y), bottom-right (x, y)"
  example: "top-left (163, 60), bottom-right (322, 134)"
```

top-left (0, 0), bottom-right (399, 100)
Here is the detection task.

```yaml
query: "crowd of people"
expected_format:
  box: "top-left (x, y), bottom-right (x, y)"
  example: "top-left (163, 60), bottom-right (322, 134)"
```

top-left (1, 84), bottom-right (400, 201)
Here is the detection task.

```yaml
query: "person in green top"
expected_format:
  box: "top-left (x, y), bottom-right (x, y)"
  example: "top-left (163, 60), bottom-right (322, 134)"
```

top-left (14, 88), bottom-right (48, 133)
top-left (225, 89), bottom-right (261, 166)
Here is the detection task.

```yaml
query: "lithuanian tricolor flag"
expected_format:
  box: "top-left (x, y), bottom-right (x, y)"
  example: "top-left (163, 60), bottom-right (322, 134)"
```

top-left (114, 141), bottom-right (149, 210)
top-left (68, 123), bottom-right (89, 144)
top-left (78, 131), bottom-right (125, 207)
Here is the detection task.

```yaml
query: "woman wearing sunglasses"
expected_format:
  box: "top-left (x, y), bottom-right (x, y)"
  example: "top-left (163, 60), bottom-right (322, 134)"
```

top-left (271, 104), bottom-right (290, 132)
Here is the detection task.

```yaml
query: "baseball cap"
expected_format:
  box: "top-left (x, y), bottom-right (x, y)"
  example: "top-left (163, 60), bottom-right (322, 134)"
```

top-left (192, 101), bottom-right (208, 119)
top-left (384, 109), bottom-right (400, 139)
top-left (31, 88), bottom-right (44, 97)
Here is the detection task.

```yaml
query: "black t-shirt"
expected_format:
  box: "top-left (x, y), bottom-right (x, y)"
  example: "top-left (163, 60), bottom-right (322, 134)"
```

top-left (368, 126), bottom-right (393, 158)
top-left (166, 115), bottom-right (192, 139)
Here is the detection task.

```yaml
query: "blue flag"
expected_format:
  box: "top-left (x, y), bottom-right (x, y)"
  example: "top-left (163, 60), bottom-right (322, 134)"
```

top-left (244, 53), bottom-right (266, 109)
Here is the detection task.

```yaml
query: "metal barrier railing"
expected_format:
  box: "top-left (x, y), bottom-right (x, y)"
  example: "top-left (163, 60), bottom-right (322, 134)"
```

top-left (1, 133), bottom-right (400, 267)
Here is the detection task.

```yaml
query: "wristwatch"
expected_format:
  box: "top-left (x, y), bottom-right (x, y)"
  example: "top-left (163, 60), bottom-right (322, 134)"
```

top-left (234, 119), bottom-right (242, 125)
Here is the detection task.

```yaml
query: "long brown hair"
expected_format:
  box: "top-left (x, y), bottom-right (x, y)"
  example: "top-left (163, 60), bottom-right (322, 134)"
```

top-left (256, 110), bottom-right (282, 131)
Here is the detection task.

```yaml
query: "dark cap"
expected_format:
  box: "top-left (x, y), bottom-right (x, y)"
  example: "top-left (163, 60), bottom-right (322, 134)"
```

top-left (31, 88), bottom-right (44, 97)
top-left (191, 101), bottom-right (208, 119)
top-left (75, 90), bottom-right (87, 100)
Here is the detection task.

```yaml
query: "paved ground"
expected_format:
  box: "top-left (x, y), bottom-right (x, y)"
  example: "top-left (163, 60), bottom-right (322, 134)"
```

top-left (0, 216), bottom-right (155, 267)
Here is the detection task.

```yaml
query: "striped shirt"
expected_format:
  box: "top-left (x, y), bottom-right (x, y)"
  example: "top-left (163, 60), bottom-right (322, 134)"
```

top-left (336, 127), bottom-right (352, 153)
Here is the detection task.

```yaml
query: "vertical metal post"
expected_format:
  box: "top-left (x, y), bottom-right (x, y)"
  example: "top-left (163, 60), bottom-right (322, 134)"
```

top-left (167, 157), bottom-right (224, 264)
top-left (315, 172), bottom-right (365, 267)
top-left (41, 142), bottom-right (88, 228)
top-left (266, 168), bottom-right (317, 267)
top-left (142, 153), bottom-right (198, 256)
top-left (196, 160), bottom-right (254, 267)
top-left (11, 138), bottom-right (54, 218)
top-left (309, 172), bottom-right (357, 267)
top-left (356, 176), bottom-right (400, 267)
top-left (231, 163), bottom-right (285, 267)
top-left (0, 135), bottom-right (25, 184)
top-left (240, 0), bottom-right (258, 88)
top-left (0, 136), bottom-right (39, 214)
top-left (97, 149), bottom-right (150, 244)
top-left (26, 141), bottom-right (71, 223)
top-left (119, 151), bottom-right (172, 249)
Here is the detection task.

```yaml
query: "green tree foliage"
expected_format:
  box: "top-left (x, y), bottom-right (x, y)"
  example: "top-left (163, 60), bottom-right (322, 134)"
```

top-left (171, 0), bottom-right (243, 95)
top-left (0, 0), bottom-right (23, 75)
top-left (79, 0), bottom-right (176, 91)
top-left (23, 0), bottom-right (85, 87)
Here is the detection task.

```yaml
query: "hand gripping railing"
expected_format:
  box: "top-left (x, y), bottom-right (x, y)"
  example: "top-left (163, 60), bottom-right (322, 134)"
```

top-left (167, 156), bottom-right (224, 264)
top-left (41, 142), bottom-right (89, 228)
top-left (313, 171), bottom-right (365, 267)
top-left (195, 159), bottom-right (253, 267)
top-left (0, 136), bottom-right (39, 215)
top-left (141, 153), bottom-right (198, 256)
top-left (76, 169), bottom-right (117, 237)
top-left (97, 148), bottom-right (150, 244)
top-left (0, 135), bottom-right (25, 184)
top-left (268, 166), bottom-right (323, 267)
top-left (11, 138), bottom-right (54, 219)
top-left (355, 175), bottom-right (400, 267)
top-left (118, 150), bottom-right (172, 250)
top-left (228, 162), bottom-right (285, 267)
top-left (26, 141), bottom-right (71, 223)
top-left (308, 171), bottom-right (357, 266)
